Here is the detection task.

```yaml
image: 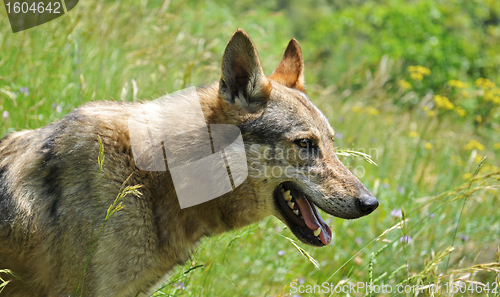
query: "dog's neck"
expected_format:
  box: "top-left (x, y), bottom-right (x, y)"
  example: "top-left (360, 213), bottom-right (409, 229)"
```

top-left (136, 85), bottom-right (269, 272)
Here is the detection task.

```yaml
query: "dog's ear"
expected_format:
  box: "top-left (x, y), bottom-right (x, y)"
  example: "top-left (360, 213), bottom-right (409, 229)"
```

top-left (269, 39), bottom-right (305, 92)
top-left (219, 29), bottom-right (271, 112)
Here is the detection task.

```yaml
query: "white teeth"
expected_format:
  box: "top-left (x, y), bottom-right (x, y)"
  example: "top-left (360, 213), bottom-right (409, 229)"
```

top-left (314, 228), bottom-right (321, 237)
top-left (287, 201), bottom-right (294, 209)
top-left (293, 210), bottom-right (299, 216)
top-left (283, 190), bottom-right (292, 201)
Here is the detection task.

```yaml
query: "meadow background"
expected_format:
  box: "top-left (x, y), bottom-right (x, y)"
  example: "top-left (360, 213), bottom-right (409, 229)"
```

top-left (1, 0), bottom-right (500, 296)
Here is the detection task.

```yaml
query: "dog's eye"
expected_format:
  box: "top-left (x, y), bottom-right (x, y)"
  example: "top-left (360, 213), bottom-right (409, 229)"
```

top-left (295, 139), bottom-right (316, 150)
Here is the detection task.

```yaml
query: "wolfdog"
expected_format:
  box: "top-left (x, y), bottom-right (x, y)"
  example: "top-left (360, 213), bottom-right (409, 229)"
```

top-left (0, 29), bottom-right (378, 296)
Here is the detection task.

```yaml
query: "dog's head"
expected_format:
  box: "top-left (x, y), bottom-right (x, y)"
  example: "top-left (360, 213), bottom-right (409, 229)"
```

top-left (215, 29), bottom-right (378, 247)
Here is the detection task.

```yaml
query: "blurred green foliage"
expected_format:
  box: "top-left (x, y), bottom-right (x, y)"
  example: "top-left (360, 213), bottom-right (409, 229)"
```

top-left (220, 0), bottom-right (500, 87)
top-left (308, 0), bottom-right (499, 84)
top-left (211, 0), bottom-right (500, 128)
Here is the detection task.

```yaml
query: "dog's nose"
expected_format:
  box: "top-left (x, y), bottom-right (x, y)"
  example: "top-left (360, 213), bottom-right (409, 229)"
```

top-left (358, 194), bottom-right (379, 215)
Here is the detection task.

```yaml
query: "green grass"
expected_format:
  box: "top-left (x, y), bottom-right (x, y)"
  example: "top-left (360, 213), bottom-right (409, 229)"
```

top-left (0, 269), bottom-right (16, 293)
top-left (1, 0), bottom-right (500, 296)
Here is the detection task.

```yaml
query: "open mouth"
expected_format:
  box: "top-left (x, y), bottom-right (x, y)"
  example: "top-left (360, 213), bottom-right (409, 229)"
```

top-left (274, 182), bottom-right (332, 247)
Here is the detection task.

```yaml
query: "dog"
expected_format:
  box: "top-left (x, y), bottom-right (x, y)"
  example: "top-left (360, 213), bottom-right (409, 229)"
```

top-left (0, 29), bottom-right (378, 296)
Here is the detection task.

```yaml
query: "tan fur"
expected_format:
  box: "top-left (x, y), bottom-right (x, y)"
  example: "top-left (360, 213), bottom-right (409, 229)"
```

top-left (0, 29), bottom-right (377, 296)
top-left (269, 39), bottom-right (305, 92)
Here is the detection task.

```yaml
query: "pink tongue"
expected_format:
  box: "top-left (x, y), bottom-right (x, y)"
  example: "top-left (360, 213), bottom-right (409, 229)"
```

top-left (295, 194), bottom-right (332, 245)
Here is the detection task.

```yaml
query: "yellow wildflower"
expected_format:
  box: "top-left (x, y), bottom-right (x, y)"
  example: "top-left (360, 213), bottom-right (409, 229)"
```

top-left (416, 65), bottom-right (431, 75)
top-left (410, 72), bottom-right (424, 81)
top-left (484, 79), bottom-right (496, 89)
top-left (490, 165), bottom-right (499, 172)
top-left (464, 139), bottom-right (485, 151)
top-left (484, 90), bottom-right (493, 101)
top-left (434, 95), bottom-right (454, 110)
top-left (352, 106), bottom-right (363, 113)
top-left (448, 79), bottom-right (467, 88)
top-left (424, 142), bottom-right (433, 150)
top-left (494, 142), bottom-right (500, 150)
top-left (427, 110), bottom-right (436, 117)
top-left (408, 65), bottom-right (431, 81)
top-left (462, 173), bottom-right (472, 180)
top-left (409, 131), bottom-right (419, 138)
top-left (398, 80), bottom-right (412, 89)
top-left (475, 115), bottom-right (482, 123)
top-left (434, 95), bottom-right (443, 105)
top-left (474, 155), bottom-right (483, 163)
top-left (475, 78), bottom-right (496, 89)
top-left (422, 105), bottom-right (429, 111)
top-left (445, 101), bottom-right (454, 110)
top-left (461, 90), bottom-right (469, 97)
top-left (454, 106), bottom-right (466, 117)
top-left (366, 107), bottom-right (379, 116)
